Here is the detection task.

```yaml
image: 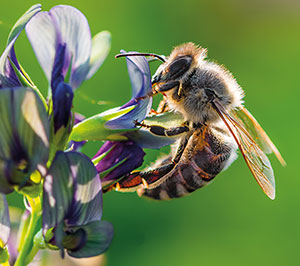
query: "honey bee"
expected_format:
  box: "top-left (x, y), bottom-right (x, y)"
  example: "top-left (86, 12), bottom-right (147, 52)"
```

top-left (112, 42), bottom-right (285, 200)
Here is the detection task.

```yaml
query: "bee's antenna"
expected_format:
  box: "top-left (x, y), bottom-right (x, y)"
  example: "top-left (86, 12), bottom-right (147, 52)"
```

top-left (115, 53), bottom-right (166, 63)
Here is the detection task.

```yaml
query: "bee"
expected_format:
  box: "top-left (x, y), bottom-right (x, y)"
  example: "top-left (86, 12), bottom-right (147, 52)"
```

top-left (112, 42), bottom-right (285, 200)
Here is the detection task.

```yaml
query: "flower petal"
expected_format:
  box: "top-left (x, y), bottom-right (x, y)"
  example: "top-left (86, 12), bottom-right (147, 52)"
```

top-left (65, 152), bottom-right (102, 226)
top-left (105, 52), bottom-right (152, 129)
top-left (86, 31), bottom-right (111, 79)
top-left (93, 141), bottom-right (145, 183)
top-left (70, 105), bottom-right (137, 142)
top-left (126, 130), bottom-right (176, 149)
top-left (53, 82), bottom-right (74, 133)
top-left (66, 220), bottom-right (113, 258)
top-left (0, 87), bottom-right (49, 192)
top-left (25, 11), bottom-right (57, 82)
top-left (26, 5), bottom-right (92, 89)
top-left (127, 111), bottom-right (185, 148)
top-left (0, 194), bottom-right (10, 246)
top-left (43, 151), bottom-right (102, 234)
top-left (0, 4), bottom-right (41, 88)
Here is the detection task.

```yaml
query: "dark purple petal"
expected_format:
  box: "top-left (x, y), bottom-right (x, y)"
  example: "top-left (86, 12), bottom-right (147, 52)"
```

top-left (105, 52), bottom-right (152, 130)
top-left (51, 43), bottom-right (66, 94)
top-left (53, 82), bottom-right (74, 132)
top-left (94, 141), bottom-right (145, 182)
top-left (1, 47), bottom-right (22, 88)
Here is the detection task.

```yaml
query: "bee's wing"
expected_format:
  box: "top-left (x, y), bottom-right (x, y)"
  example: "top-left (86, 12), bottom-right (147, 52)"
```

top-left (232, 107), bottom-right (286, 166)
top-left (212, 100), bottom-right (276, 200)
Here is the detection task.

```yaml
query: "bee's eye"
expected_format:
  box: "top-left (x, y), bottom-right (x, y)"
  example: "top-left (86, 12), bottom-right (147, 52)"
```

top-left (168, 56), bottom-right (192, 79)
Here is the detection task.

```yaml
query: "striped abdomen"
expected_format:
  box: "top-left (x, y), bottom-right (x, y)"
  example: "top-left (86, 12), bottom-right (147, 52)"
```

top-left (140, 127), bottom-right (237, 200)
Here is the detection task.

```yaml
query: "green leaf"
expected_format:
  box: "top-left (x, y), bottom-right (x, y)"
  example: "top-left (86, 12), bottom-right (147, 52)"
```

top-left (66, 220), bottom-right (113, 258)
top-left (70, 105), bottom-right (137, 142)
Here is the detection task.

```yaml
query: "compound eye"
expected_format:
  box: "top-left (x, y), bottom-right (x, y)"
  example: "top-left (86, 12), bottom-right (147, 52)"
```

top-left (168, 56), bottom-right (192, 79)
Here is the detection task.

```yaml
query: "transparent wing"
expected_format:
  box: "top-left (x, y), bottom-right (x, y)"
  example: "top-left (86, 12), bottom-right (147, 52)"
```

top-left (212, 100), bottom-right (276, 199)
top-left (232, 106), bottom-right (286, 166)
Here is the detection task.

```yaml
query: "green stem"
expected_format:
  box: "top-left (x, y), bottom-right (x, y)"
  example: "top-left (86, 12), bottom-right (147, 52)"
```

top-left (2, 261), bottom-right (10, 266)
top-left (14, 197), bottom-right (41, 266)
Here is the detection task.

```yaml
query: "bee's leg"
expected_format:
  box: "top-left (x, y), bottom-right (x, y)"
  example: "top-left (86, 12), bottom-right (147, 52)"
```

top-left (157, 80), bottom-right (180, 92)
top-left (156, 97), bottom-right (170, 113)
top-left (113, 134), bottom-right (191, 192)
top-left (135, 121), bottom-right (190, 137)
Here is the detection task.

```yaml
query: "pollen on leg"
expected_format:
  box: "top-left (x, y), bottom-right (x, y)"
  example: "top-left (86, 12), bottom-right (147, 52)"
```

top-left (142, 178), bottom-right (149, 188)
top-left (115, 182), bottom-right (121, 191)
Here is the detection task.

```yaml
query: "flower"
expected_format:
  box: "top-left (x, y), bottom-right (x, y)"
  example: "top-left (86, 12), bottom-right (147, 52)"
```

top-left (26, 5), bottom-right (111, 147)
top-left (93, 141), bottom-right (145, 188)
top-left (93, 52), bottom-right (177, 187)
top-left (26, 5), bottom-right (111, 90)
top-left (70, 51), bottom-right (182, 187)
top-left (43, 151), bottom-right (113, 258)
top-left (0, 87), bottom-right (49, 195)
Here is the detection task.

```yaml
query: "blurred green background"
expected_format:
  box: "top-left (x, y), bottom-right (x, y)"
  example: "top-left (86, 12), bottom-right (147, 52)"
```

top-left (1, 0), bottom-right (299, 265)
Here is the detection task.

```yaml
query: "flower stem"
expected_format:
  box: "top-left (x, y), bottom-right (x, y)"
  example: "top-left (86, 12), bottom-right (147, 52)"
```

top-left (14, 197), bottom-right (41, 266)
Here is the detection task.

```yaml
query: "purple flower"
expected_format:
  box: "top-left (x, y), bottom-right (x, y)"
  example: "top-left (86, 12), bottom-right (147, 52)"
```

top-left (26, 5), bottom-right (111, 90)
top-left (26, 5), bottom-right (110, 138)
top-left (0, 87), bottom-right (49, 195)
top-left (93, 141), bottom-right (145, 188)
top-left (43, 151), bottom-right (113, 258)
top-left (93, 52), bottom-right (175, 186)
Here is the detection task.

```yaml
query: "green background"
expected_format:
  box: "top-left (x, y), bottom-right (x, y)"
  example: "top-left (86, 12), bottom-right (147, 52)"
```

top-left (1, 0), bottom-right (299, 265)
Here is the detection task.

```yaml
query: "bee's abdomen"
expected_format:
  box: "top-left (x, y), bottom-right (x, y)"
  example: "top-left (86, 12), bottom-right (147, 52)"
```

top-left (141, 129), bottom-right (234, 200)
top-left (141, 161), bottom-right (215, 200)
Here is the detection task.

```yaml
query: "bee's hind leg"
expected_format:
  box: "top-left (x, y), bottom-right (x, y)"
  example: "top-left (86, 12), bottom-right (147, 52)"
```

top-left (112, 133), bottom-right (192, 192)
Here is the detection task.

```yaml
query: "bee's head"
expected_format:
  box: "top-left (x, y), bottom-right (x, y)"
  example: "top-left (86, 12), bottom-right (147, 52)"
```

top-left (152, 43), bottom-right (207, 90)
